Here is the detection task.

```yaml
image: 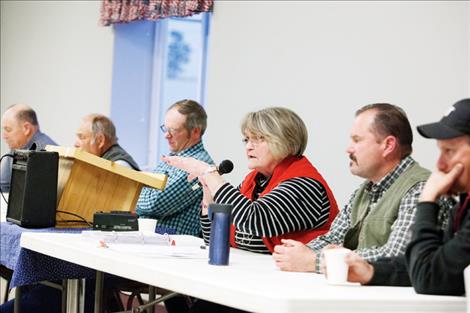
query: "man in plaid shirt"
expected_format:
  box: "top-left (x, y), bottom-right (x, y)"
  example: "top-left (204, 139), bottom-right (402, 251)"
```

top-left (273, 103), bottom-right (441, 273)
top-left (344, 98), bottom-right (470, 296)
top-left (136, 99), bottom-right (213, 236)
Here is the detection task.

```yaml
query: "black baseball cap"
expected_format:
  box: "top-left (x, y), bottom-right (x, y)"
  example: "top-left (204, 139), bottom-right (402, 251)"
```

top-left (417, 98), bottom-right (470, 139)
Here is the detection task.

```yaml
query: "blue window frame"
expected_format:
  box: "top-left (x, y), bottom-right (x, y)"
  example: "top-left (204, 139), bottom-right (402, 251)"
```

top-left (110, 13), bottom-right (210, 170)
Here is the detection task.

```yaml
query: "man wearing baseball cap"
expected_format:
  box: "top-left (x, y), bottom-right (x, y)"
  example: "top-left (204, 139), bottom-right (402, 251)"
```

top-left (335, 98), bottom-right (470, 296)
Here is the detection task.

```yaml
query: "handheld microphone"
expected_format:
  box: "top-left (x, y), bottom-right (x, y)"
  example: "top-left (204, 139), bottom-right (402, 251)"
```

top-left (217, 159), bottom-right (234, 175)
top-left (192, 159), bottom-right (234, 190)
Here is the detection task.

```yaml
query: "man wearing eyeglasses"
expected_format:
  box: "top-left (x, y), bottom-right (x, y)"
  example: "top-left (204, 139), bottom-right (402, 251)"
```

top-left (103, 101), bottom-right (212, 313)
top-left (135, 99), bottom-right (213, 236)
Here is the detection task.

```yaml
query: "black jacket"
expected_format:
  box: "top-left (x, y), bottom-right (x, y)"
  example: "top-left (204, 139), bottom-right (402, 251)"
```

top-left (368, 193), bottom-right (469, 296)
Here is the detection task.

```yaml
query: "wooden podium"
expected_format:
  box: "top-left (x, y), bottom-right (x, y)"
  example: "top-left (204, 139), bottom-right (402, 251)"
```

top-left (45, 146), bottom-right (167, 227)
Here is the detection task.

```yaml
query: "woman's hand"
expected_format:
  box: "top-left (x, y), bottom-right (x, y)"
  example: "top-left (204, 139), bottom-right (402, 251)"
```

top-left (201, 179), bottom-right (214, 215)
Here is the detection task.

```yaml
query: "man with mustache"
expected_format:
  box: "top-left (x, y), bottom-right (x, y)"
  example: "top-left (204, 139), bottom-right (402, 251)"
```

top-left (273, 103), bottom-right (445, 273)
top-left (342, 99), bottom-right (469, 296)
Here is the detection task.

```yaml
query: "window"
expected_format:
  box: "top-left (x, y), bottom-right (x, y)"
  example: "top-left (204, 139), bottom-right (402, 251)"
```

top-left (110, 13), bottom-right (210, 170)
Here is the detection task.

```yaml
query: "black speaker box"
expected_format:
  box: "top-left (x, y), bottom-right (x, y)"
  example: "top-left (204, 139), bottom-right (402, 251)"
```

top-left (6, 150), bottom-right (59, 228)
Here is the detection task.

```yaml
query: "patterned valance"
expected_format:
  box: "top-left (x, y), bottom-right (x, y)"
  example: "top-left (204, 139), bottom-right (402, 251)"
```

top-left (100, 0), bottom-right (214, 26)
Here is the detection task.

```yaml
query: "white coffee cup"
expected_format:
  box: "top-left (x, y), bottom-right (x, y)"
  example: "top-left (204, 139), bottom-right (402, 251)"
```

top-left (138, 218), bottom-right (157, 235)
top-left (323, 248), bottom-right (351, 285)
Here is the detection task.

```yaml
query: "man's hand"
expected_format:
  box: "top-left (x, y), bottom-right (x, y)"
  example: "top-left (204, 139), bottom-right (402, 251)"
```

top-left (420, 163), bottom-right (464, 202)
top-left (272, 239), bottom-right (316, 272)
top-left (344, 251), bottom-right (374, 284)
top-left (162, 155), bottom-right (208, 181)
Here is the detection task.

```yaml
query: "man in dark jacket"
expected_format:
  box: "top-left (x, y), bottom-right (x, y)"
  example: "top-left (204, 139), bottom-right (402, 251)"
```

top-left (342, 98), bottom-right (470, 296)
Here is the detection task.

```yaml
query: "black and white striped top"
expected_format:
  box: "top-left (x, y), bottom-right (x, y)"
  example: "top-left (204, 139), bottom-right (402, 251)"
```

top-left (201, 176), bottom-right (331, 254)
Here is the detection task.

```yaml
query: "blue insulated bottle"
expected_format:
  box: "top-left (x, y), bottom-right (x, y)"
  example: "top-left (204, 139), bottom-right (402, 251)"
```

top-left (208, 203), bottom-right (233, 265)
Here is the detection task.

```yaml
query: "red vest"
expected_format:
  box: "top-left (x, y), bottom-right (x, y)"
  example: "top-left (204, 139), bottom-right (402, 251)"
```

top-left (230, 156), bottom-right (339, 253)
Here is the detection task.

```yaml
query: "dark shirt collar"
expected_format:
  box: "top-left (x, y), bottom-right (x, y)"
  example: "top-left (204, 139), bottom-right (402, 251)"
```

top-left (366, 156), bottom-right (415, 194)
top-left (101, 143), bottom-right (119, 156)
top-left (252, 172), bottom-right (271, 200)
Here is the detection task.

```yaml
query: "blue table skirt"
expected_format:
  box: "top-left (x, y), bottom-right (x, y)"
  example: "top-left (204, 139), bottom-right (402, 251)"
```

top-left (0, 222), bottom-right (95, 288)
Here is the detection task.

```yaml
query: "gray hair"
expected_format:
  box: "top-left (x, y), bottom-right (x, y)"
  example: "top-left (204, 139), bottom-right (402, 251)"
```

top-left (241, 107), bottom-right (308, 159)
top-left (86, 114), bottom-right (117, 145)
top-left (168, 99), bottom-right (207, 135)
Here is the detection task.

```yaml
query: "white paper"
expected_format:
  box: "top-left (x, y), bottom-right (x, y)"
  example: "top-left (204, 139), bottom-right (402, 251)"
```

top-left (108, 244), bottom-right (208, 259)
top-left (81, 230), bottom-right (172, 245)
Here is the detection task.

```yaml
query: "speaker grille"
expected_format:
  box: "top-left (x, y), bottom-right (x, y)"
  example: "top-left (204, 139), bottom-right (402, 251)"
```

top-left (6, 150), bottom-right (58, 228)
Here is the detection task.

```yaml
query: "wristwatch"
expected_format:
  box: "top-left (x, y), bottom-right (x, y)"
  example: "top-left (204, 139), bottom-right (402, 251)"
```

top-left (203, 165), bottom-right (218, 177)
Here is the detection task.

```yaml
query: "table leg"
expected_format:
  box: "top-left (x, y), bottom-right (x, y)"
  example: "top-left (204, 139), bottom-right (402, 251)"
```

top-left (13, 286), bottom-right (21, 313)
top-left (94, 271), bottom-right (103, 313)
top-left (66, 279), bottom-right (85, 313)
top-left (0, 265), bottom-right (13, 304)
top-left (61, 280), bottom-right (68, 313)
top-left (148, 286), bottom-right (156, 313)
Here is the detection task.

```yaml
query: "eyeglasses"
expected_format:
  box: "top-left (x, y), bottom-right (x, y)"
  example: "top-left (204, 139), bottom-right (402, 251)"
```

top-left (242, 135), bottom-right (265, 146)
top-left (160, 124), bottom-right (184, 136)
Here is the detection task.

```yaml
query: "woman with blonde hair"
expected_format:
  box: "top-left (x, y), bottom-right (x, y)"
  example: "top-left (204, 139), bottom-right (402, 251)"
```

top-left (164, 106), bottom-right (339, 312)
top-left (163, 106), bottom-right (339, 254)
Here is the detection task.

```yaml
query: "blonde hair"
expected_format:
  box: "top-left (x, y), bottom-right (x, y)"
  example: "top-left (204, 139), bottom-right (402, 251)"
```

top-left (241, 107), bottom-right (308, 159)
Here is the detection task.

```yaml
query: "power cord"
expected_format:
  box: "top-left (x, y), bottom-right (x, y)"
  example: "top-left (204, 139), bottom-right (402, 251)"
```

top-left (56, 210), bottom-right (93, 227)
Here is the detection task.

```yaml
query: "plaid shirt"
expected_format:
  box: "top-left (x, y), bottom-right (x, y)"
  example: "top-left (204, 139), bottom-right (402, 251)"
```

top-left (136, 141), bottom-right (213, 236)
top-left (307, 156), bottom-right (430, 272)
